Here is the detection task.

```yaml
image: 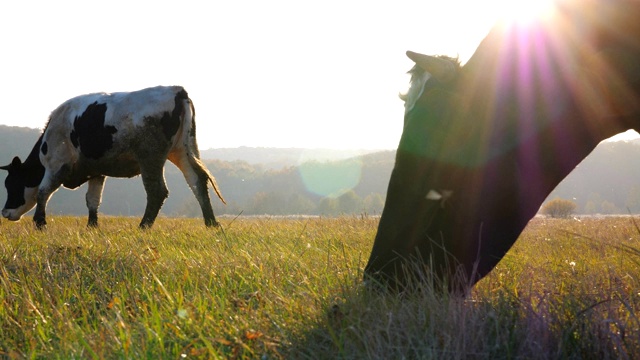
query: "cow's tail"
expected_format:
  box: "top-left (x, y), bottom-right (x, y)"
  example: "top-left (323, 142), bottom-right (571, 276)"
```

top-left (183, 94), bottom-right (226, 205)
top-left (190, 154), bottom-right (227, 205)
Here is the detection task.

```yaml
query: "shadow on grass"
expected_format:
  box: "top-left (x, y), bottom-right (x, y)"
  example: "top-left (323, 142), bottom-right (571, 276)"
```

top-left (283, 263), bottom-right (640, 360)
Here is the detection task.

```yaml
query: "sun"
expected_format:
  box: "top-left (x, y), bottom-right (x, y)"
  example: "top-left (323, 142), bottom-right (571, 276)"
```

top-left (494, 0), bottom-right (557, 24)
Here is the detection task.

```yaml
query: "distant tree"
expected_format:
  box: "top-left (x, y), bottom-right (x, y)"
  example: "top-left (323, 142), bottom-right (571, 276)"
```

top-left (175, 197), bottom-right (201, 218)
top-left (318, 197), bottom-right (339, 216)
top-left (363, 193), bottom-right (385, 214)
top-left (250, 192), bottom-right (286, 215)
top-left (286, 193), bottom-right (316, 215)
top-left (337, 190), bottom-right (362, 214)
top-left (541, 198), bottom-right (577, 218)
top-left (584, 200), bottom-right (597, 214)
top-left (587, 192), bottom-right (602, 210)
top-left (600, 200), bottom-right (618, 214)
top-left (625, 186), bottom-right (640, 213)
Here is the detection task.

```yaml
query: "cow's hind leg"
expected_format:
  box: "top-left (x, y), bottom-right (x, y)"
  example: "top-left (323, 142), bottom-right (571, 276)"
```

top-left (86, 176), bottom-right (106, 227)
top-left (169, 154), bottom-right (219, 227)
top-left (139, 162), bottom-right (169, 229)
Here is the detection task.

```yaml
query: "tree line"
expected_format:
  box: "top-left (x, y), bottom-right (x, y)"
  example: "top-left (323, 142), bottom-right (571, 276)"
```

top-left (58, 155), bottom-right (393, 217)
top-left (547, 140), bottom-right (640, 214)
top-left (200, 153), bottom-right (393, 216)
top-left (3, 125), bottom-right (640, 217)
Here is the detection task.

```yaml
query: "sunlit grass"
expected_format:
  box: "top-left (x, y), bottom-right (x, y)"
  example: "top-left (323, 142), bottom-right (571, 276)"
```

top-left (308, 217), bottom-right (640, 359)
top-left (0, 215), bottom-right (638, 358)
top-left (0, 216), bottom-right (374, 358)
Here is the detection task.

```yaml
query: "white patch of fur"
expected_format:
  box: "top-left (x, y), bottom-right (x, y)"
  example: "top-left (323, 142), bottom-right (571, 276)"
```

top-left (402, 71), bottom-right (432, 115)
top-left (85, 178), bottom-right (105, 210)
top-left (426, 189), bottom-right (453, 208)
top-left (54, 86), bottom-right (180, 130)
top-left (106, 87), bottom-right (179, 128)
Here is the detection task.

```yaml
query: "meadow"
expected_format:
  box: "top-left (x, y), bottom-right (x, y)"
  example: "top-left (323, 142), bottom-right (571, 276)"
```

top-left (0, 215), bottom-right (638, 359)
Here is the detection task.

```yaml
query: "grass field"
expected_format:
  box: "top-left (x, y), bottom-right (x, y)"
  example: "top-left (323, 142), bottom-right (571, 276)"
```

top-left (0, 215), bottom-right (638, 359)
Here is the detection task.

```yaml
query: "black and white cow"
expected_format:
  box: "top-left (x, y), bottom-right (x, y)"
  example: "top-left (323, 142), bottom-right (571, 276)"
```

top-left (1, 85), bottom-right (225, 229)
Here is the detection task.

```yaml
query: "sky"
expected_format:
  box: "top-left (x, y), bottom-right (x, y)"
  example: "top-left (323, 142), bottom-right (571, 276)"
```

top-left (1, 0), bottom-right (636, 151)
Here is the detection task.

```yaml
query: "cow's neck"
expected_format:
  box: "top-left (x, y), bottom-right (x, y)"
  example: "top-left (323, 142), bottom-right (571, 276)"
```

top-left (22, 134), bottom-right (45, 188)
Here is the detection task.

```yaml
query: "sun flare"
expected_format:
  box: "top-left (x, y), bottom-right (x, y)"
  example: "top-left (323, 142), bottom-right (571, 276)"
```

top-left (495, 0), bottom-right (557, 24)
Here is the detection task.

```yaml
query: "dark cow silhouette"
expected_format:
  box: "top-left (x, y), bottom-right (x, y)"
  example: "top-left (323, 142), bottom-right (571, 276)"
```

top-left (365, 0), bottom-right (640, 291)
top-left (1, 86), bottom-right (225, 229)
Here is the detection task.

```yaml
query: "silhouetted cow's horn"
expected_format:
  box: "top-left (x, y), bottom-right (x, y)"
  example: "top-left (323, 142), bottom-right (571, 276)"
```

top-left (406, 51), bottom-right (456, 84)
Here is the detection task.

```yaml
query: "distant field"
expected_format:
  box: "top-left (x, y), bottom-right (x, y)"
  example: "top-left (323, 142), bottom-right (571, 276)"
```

top-left (0, 216), bottom-right (638, 359)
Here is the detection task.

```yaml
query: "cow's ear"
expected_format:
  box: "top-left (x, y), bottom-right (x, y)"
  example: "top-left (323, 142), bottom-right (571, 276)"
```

top-left (406, 51), bottom-right (457, 84)
top-left (1, 156), bottom-right (22, 170)
top-left (11, 156), bottom-right (22, 168)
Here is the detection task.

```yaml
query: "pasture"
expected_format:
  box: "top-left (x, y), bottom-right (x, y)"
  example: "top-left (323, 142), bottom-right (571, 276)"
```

top-left (0, 216), bottom-right (638, 359)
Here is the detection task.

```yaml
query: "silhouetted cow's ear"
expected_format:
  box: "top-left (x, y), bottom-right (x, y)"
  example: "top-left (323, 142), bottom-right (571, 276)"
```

top-left (0, 156), bottom-right (22, 171)
top-left (406, 51), bottom-right (457, 84)
top-left (11, 156), bottom-right (22, 167)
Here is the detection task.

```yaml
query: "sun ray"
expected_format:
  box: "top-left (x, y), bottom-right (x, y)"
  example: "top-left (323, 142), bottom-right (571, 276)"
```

top-left (495, 0), bottom-right (557, 25)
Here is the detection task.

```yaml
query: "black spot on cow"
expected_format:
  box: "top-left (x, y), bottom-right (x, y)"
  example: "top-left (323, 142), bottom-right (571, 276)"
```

top-left (2, 156), bottom-right (27, 209)
top-left (41, 141), bottom-right (48, 155)
top-left (70, 130), bottom-right (79, 148)
top-left (189, 119), bottom-right (197, 138)
top-left (2, 137), bottom-right (46, 210)
top-left (160, 112), bottom-right (179, 141)
top-left (182, 89), bottom-right (197, 138)
top-left (159, 89), bottom-right (188, 141)
top-left (3, 171), bottom-right (26, 209)
top-left (73, 102), bottom-right (117, 159)
top-left (25, 137), bottom-right (46, 188)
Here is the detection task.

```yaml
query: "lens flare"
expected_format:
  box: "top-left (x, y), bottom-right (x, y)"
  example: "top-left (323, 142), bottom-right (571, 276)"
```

top-left (298, 159), bottom-right (362, 198)
top-left (497, 0), bottom-right (557, 24)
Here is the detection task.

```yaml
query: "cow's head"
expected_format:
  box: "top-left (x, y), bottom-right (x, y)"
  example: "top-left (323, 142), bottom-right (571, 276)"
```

top-left (365, 0), bottom-right (640, 292)
top-left (365, 54), bottom-right (501, 292)
top-left (1, 156), bottom-right (39, 221)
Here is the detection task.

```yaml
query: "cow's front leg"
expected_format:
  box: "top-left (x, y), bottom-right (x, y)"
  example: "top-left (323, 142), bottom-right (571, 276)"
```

top-left (33, 168), bottom-right (67, 230)
top-left (33, 189), bottom-right (53, 230)
top-left (86, 176), bottom-right (106, 227)
top-left (139, 164), bottom-right (169, 229)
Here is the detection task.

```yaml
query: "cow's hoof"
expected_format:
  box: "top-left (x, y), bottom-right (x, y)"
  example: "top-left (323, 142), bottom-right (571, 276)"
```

top-left (205, 219), bottom-right (220, 228)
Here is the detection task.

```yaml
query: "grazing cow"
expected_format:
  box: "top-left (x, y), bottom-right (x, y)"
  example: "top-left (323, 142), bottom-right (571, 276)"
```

top-left (1, 86), bottom-right (225, 229)
top-left (365, 0), bottom-right (640, 292)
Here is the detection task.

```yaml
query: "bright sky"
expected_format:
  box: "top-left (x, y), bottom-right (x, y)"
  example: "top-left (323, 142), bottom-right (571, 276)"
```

top-left (2, 0), bottom-right (633, 150)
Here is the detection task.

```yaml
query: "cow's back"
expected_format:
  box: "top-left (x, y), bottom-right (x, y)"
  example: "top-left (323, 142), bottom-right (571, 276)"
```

top-left (41, 86), bottom-right (189, 183)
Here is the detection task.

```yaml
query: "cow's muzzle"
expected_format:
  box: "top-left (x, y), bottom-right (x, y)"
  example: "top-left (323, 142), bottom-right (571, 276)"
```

top-left (1, 209), bottom-right (21, 221)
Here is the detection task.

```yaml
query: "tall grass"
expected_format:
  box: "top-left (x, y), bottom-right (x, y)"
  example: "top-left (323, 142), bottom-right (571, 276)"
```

top-left (0, 215), bottom-right (638, 359)
top-left (304, 217), bottom-right (640, 359)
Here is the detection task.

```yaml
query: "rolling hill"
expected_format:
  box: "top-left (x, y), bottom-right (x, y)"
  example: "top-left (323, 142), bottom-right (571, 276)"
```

top-left (2, 124), bottom-right (640, 218)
